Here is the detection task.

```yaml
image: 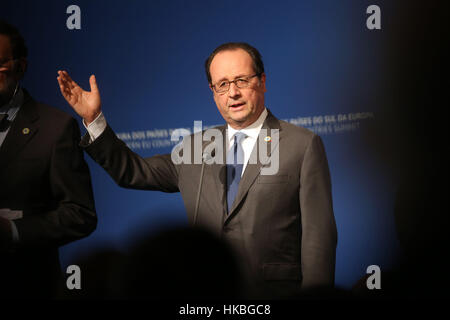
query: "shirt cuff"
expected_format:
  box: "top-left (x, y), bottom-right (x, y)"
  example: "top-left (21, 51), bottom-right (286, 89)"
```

top-left (83, 112), bottom-right (107, 142)
top-left (9, 220), bottom-right (19, 243)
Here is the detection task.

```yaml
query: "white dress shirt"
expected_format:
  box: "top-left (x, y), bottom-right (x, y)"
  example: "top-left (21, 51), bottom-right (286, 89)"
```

top-left (226, 108), bottom-right (268, 176)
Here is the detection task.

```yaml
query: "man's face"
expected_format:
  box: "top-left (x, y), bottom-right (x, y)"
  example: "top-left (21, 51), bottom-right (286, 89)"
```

top-left (209, 49), bottom-right (266, 129)
top-left (0, 34), bottom-right (23, 104)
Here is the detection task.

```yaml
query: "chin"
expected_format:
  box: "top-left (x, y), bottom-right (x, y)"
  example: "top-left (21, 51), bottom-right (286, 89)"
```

top-left (230, 109), bottom-right (250, 118)
top-left (230, 116), bottom-right (248, 124)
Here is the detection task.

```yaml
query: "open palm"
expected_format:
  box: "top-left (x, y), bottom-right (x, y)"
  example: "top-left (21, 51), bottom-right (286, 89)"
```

top-left (57, 70), bottom-right (101, 124)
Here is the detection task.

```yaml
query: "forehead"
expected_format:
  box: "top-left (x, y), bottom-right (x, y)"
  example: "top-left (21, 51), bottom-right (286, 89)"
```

top-left (0, 34), bottom-right (13, 57)
top-left (209, 49), bottom-right (254, 82)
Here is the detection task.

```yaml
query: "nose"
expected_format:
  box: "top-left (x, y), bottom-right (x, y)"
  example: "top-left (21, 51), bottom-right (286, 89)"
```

top-left (228, 81), bottom-right (241, 98)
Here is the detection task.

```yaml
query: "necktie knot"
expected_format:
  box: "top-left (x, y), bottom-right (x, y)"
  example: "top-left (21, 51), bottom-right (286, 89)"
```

top-left (0, 114), bottom-right (10, 132)
top-left (0, 114), bottom-right (8, 123)
top-left (228, 132), bottom-right (247, 165)
top-left (234, 132), bottom-right (246, 144)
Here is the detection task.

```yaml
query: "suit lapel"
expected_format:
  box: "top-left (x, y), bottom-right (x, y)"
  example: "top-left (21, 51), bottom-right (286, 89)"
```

top-left (0, 91), bottom-right (39, 169)
top-left (225, 110), bottom-right (282, 223)
top-left (202, 125), bottom-right (228, 224)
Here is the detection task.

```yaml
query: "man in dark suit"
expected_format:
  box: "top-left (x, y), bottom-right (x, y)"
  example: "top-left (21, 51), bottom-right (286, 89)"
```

top-left (57, 42), bottom-right (337, 298)
top-left (0, 21), bottom-right (97, 298)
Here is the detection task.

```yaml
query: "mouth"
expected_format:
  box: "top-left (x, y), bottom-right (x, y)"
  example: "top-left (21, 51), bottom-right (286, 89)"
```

top-left (228, 102), bottom-right (246, 110)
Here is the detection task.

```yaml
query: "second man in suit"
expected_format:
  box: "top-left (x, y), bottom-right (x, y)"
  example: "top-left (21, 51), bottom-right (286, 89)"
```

top-left (0, 20), bottom-right (97, 298)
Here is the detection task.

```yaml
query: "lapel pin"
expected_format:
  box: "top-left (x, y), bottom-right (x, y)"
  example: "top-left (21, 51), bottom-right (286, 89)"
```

top-left (264, 136), bottom-right (271, 142)
top-left (22, 128), bottom-right (30, 135)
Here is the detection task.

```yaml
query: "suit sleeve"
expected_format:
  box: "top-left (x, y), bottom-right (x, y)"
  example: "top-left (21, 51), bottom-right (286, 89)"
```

top-left (14, 118), bottom-right (97, 248)
top-left (82, 124), bottom-right (179, 193)
top-left (299, 134), bottom-right (337, 289)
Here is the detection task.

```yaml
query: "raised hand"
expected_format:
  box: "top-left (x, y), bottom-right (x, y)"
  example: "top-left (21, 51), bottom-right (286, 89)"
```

top-left (57, 71), bottom-right (101, 124)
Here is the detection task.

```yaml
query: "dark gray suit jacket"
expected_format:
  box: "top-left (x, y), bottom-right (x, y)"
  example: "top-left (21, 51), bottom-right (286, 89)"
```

top-left (83, 110), bottom-right (337, 297)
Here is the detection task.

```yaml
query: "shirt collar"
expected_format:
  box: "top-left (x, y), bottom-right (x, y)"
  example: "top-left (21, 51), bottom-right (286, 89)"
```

top-left (0, 87), bottom-right (24, 120)
top-left (227, 107), bottom-right (268, 143)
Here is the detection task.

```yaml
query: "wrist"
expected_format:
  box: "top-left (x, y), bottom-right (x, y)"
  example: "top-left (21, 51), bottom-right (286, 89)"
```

top-left (84, 111), bottom-right (101, 125)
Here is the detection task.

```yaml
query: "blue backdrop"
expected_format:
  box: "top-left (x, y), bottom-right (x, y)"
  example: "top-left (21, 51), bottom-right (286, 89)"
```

top-left (3, 0), bottom-right (401, 289)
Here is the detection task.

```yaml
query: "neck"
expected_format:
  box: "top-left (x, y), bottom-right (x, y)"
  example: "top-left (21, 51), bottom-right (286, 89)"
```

top-left (0, 95), bottom-right (9, 107)
top-left (0, 83), bottom-right (19, 108)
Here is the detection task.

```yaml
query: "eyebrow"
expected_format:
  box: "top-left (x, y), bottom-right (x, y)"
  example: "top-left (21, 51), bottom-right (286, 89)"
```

top-left (216, 74), bottom-right (250, 83)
